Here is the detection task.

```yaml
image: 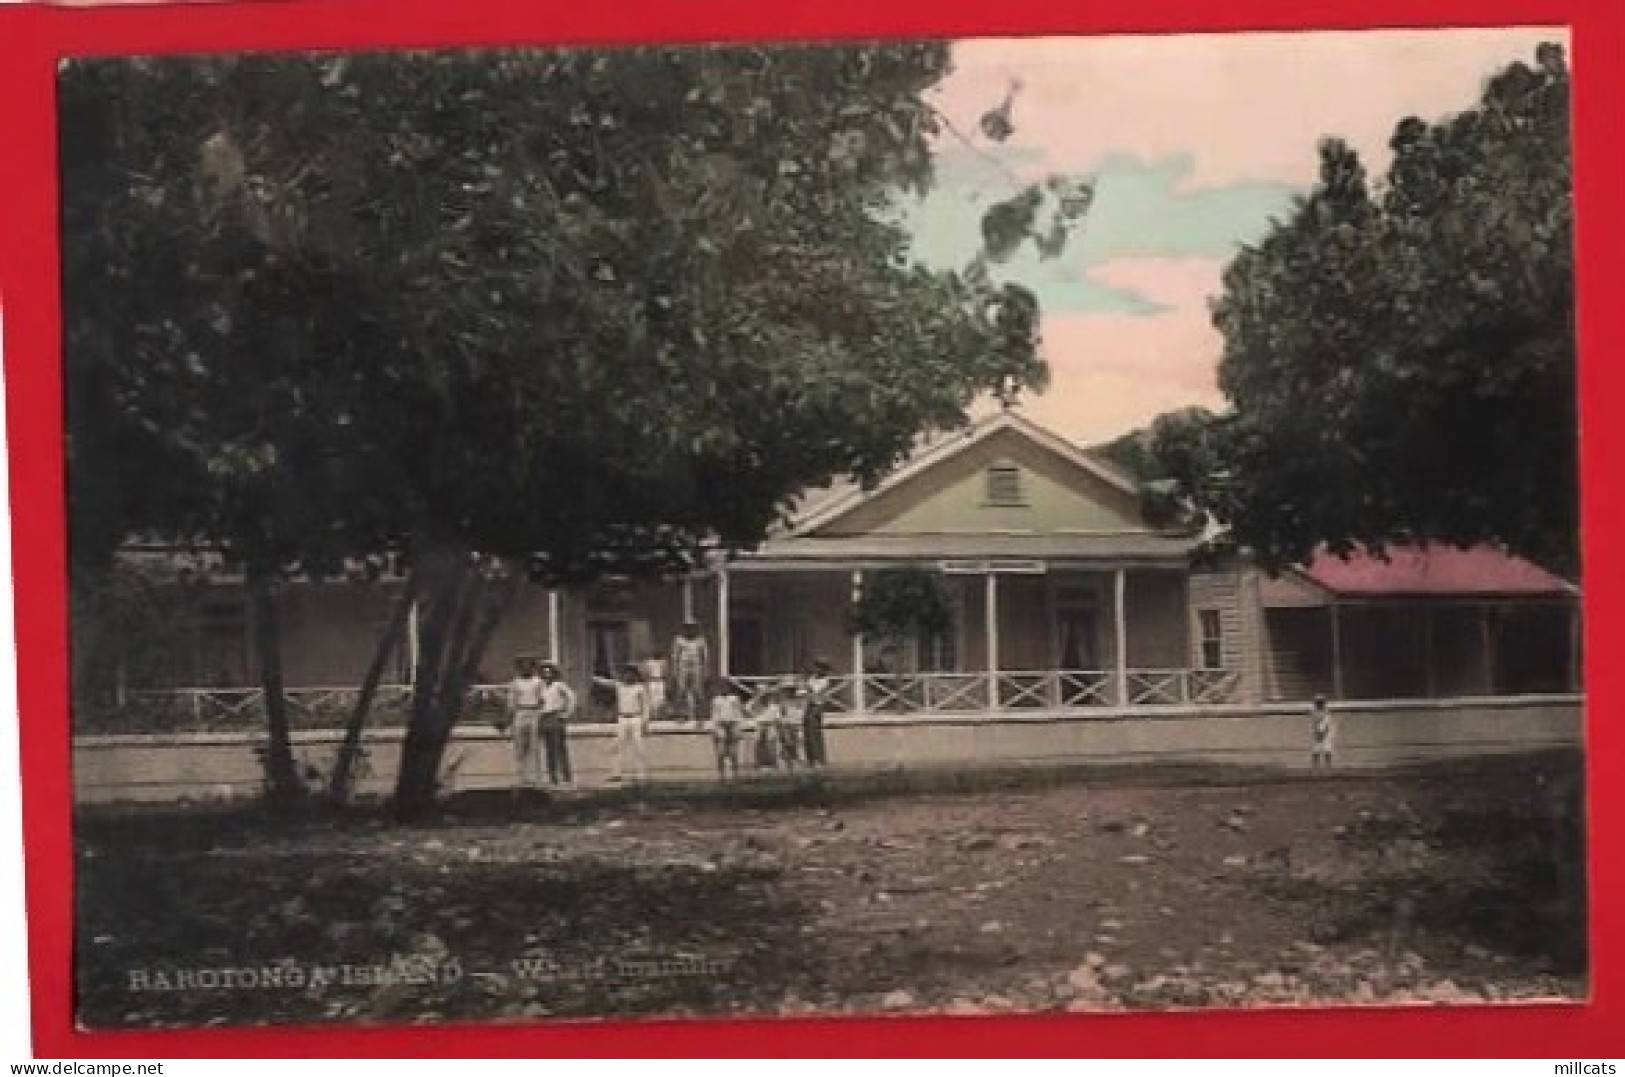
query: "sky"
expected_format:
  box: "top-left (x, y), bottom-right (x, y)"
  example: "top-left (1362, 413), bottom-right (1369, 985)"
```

top-left (904, 27), bottom-right (1568, 447)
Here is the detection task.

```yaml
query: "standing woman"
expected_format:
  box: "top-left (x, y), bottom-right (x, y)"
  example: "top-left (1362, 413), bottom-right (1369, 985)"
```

top-left (802, 659), bottom-right (833, 768)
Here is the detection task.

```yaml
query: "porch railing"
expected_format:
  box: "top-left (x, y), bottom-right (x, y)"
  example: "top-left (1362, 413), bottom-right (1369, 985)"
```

top-left (724, 674), bottom-right (859, 713)
top-left (737, 668), bottom-right (1242, 715)
top-left (115, 667), bottom-right (1241, 731)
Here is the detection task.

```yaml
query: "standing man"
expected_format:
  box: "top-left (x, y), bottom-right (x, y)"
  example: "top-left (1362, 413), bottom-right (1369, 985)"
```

top-left (593, 663), bottom-right (652, 784)
top-left (506, 655), bottom-right (545, 791)
top-left (538, 662), bottom-right (576, 788)
top-left (669, 619), bottom-right (710, 724)
top-left (640, 651), bottom-right (669, 722)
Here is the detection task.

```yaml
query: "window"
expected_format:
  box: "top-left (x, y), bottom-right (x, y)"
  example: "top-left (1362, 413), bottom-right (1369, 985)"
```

top-left (917, 622), bottom-right (958, 673)
top-left (586, 578), bottom-right (635, 615)
top-left (191, 599), bottom-right (250, 687)
top-left (985, 465), bottom-right (1025, 506)
top-left (1198, 609), bottom-right (1224, 670)
top-left (588, 619), bottom-right (634, 679)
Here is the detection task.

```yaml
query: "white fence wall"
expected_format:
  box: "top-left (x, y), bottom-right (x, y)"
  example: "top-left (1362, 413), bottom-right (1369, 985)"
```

top-left (71, 695), bottom-right (1584, 804)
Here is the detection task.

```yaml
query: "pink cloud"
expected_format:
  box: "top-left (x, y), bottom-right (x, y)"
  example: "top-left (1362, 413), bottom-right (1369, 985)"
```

top-left (934, 27), bottom-right (1567, 191)
top-left (943, 28), bottom-right (1572, 445)
top-left (996, 257), bottom-right (1230, 444)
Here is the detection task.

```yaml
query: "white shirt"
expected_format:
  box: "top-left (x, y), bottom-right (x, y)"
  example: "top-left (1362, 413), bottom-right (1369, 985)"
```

top-left (541, 680), bottom-right (574, 716)
top-left (596, 678), bottom-right (650, 719)
top-left (509, 675), bottom-right (544, 711)
top-left (710, 695), bottom-right (745, 727)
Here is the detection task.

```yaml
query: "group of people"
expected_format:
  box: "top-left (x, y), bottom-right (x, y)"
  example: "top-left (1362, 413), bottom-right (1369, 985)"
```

top-left (503, 656), bottom-right (578, 789)
top-left (503, 630), bottom-right (1338, 789)
top-left (703, 662), bottom-right (834, 780)
top-left (502, 620), bottom-right (837, 789)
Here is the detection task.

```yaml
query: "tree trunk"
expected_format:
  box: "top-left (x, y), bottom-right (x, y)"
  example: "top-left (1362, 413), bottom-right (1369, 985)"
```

top-left (392, 548), bottom-right (521, 821)
top-left (392, 549), bottom-right (463, 817)
top-left (329, 573), bottom-right (421, 805)
top-left (247, 567), bottom-right (303, 806)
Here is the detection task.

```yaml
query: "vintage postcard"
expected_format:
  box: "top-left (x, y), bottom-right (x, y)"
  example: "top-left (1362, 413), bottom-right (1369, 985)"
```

top-left (56, 25), bottom-right (1585, 1035)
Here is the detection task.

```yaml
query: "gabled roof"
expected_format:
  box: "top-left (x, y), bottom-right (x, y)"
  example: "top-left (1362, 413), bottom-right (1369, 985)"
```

top-left (736, 530), bottom-right (1204, 568)
top-left (741, 409), bottom-right (1203, 566)
top-left (784, 409), bottom-right (1144, 538)
top-left (1268, 544), bottom-right (1577, 602)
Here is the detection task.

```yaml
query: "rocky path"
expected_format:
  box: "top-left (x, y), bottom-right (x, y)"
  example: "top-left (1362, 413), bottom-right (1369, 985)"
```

top-left (75, 752), bottom-right (1586, 1029)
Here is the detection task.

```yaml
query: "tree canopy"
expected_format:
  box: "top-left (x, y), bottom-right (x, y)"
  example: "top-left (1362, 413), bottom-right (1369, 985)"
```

top-left (63, 45), bottom-right (1057, 584)
top-left (1156, 44), bottom-right (1576, 575)
top-left (61, 44), bottom-right (1080, 810)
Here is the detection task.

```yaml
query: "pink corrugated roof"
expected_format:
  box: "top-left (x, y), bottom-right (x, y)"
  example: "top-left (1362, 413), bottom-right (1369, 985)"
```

top-left (1299, 545), bottom-right (1576, 598)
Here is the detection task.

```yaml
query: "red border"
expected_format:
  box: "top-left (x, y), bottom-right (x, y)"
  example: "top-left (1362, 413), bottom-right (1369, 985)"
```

top-left (3, 0), bottom-right (1620, 1058)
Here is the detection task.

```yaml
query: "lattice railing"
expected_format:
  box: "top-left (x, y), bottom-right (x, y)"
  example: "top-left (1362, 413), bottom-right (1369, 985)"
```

top-left (128, 683), bottom-right (468, 731)
top-left (1188, 668), bottom-right (1242, 704)
top-left (724, 674), bottom-right (858, 714)
top-left (1127, 669), bottom-right (1187, 705)
top-left (995, 672), bottom-right (1050, 709)
top-left (1056, 670), bottom-right (1117, 707)
top-left (119, 665), bottom-right (1240, 731)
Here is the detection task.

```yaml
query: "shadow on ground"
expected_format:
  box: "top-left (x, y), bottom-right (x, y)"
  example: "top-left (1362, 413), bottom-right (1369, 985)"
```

top-left (74, 749), bottom-right (1588, 1028)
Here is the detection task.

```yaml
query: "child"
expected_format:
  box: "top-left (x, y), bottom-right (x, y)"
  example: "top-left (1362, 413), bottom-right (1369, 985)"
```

top-left (538, 662), bottom-right (576, 788)
top-left (506, 656), bottom-right (545, 790)
top-left (592, 663), bottom-right (652, 783)
top-left (802, 659), bottom-right (833, 768)
top-left (777, 679), bottom-right (804, 771)
top-left (1310, 694), bottom-right (1335, 771)
top-left (752, 686), bottom-right (785, 771)
top-left (708, 679), bottom-right (746, 780)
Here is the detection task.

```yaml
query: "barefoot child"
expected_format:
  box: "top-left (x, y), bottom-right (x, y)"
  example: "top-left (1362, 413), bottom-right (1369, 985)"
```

top-left (752, 685), bottom-right (786, 771)
top-left (1310, 694), bottom-right (1335, 771)
top-left (708, 680), bottom-right (746, 780)
top-left (802, 659), bottom-right (833, 768)
top-left (777, 678), bottom-right (803, 771)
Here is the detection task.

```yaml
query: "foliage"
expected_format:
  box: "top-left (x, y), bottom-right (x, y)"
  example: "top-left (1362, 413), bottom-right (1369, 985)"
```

top-left (966, 80), bottom-right (1097, 268)
top-left (1178, 44), bottom-right (1577, 575)
top-left (69, 562), bottom-right (192, 719)
top-left (1090, 430), bottom-right (1159, 486)
top-left (61, 44), bottom-right (1074, 813)
top-left (62, 46), bottom-right (1054, 585)
top-left (1088, 407), bottom-right (1219, 531)
top-left (847, 566), bottom-right (954, 641)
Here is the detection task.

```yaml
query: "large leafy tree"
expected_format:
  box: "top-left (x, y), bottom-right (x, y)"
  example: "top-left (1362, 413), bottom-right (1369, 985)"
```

top-left (1168, 44), bottom-right (1576, 575)
top-left (62, 44), bottom-right (1066, 815)
top-left (63, 60), bottom-right (400, 798)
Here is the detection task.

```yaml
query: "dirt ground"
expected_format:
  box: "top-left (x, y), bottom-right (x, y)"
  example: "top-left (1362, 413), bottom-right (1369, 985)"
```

top-left (75, 751), bottom-right (1587, 1029)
